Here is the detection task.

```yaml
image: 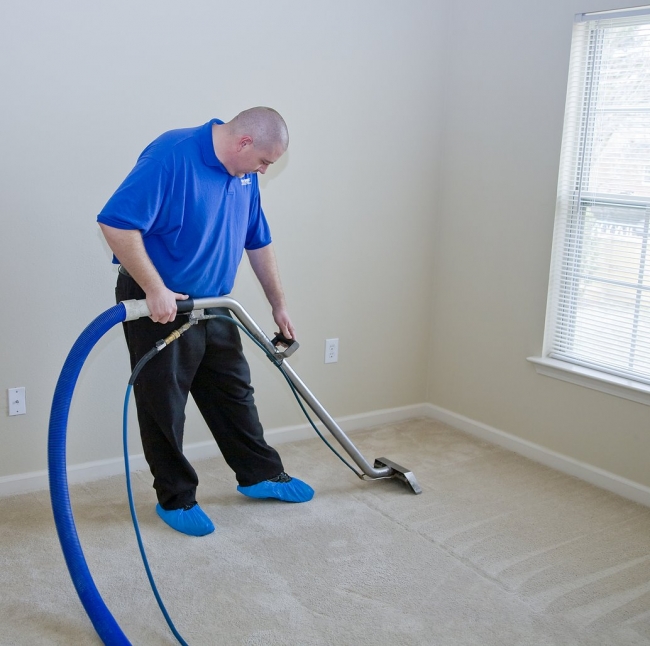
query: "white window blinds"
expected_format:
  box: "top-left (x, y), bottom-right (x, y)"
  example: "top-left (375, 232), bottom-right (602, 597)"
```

top-left (545, 8), bottom-right (650, 386)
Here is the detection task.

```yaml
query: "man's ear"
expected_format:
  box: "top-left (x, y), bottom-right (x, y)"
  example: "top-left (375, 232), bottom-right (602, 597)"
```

top-left (237, 135), bottom-right (254, 152)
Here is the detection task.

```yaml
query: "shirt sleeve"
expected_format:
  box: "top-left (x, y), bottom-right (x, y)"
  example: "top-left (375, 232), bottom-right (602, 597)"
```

top-left (244, 175), bottom-right (272, 250)
top-left (96, 155), bottom-right (170, 234)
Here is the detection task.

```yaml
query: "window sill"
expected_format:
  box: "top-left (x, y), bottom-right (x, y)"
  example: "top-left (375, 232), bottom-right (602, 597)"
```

top-left (527, 356), bottom-right (650, 407)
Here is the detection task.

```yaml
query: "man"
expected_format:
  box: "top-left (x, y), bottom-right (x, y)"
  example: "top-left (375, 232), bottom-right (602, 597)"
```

top-left (97, 107), bottom-right (313, 537)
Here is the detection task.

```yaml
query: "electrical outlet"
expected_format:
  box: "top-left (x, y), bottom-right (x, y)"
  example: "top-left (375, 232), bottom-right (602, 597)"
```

top-left (325, 338), bottom-right (339, 364)
top-left (8, 387), bottom-right (26, 416)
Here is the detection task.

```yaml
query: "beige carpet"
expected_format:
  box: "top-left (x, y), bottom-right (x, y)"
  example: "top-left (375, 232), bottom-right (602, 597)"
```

top-left (2, 418), bottom-right (650, 645)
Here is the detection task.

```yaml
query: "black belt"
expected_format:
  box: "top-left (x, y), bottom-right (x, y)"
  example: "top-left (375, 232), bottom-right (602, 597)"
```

top-left (118, 265), bottom-right (132, 278)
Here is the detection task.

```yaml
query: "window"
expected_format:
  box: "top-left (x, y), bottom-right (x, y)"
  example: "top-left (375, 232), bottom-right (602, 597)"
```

top-left (531, 7), bottom-right (650, 404)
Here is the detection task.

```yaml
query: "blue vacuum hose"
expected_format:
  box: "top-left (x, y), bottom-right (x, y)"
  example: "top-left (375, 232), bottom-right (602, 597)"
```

top-left (47, 302), bottom-right (363, 646)
top-left (48, 303), bottom-right (131, 645)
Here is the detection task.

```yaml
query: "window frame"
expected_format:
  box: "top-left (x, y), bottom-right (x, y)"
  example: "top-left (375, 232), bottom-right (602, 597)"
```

top-left (529, 7), bottom-right (650, 406)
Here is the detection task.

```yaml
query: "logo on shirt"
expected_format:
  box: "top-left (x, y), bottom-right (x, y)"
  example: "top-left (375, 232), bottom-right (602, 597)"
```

top-left (240, 177), bottom-right (251, 186)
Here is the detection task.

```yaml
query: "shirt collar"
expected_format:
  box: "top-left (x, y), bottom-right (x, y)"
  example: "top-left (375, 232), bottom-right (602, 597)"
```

top-left (200, 119), bottom-right (228, 171)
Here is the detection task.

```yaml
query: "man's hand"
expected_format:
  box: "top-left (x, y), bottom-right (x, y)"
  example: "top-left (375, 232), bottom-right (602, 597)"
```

top-left (272, 306), bottom-right (296, 340)
top-left (146, 285), bottom-right (189, 324)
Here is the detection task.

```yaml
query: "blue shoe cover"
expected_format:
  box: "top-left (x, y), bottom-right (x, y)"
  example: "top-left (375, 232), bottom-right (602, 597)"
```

top-left (155, 503), bottom-right (215, 536)
top-left (237, 473), bottom-right (314, 503)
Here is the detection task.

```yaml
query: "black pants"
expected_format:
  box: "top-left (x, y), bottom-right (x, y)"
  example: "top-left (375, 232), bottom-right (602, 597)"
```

top-left (116, 273), bottom-right (284, 510)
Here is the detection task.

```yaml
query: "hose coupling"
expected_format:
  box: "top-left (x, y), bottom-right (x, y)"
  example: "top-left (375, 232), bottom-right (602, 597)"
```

top-left (155, 322), bottom-right (193, 351)
top-left (188, 309), bottom-right (217, 323)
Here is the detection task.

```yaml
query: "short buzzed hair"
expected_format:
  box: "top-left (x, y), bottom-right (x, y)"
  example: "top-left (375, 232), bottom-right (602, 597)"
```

top-left (229, 107), bottom-right (289, 151)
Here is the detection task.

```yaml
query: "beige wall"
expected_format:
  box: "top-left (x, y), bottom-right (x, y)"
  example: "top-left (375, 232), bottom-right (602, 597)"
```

top-left (2, 0), bottom-right (647, 492)
top-left (428, 0), bottom-right (650, 488)
top-left (0, 1), bottom-right (443, 477)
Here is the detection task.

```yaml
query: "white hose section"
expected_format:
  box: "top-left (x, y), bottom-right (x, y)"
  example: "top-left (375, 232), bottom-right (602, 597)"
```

top-left (122, 299), bottom-right (152, 322)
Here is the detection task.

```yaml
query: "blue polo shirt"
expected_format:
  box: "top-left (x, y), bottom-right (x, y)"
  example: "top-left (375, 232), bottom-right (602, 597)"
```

top-left (97, 119), bottom-right (272, 298)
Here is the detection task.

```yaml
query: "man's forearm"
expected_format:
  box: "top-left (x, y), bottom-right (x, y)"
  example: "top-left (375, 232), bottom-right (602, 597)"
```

top-left (98, 223), bottom-right (165, 294)
top-left (247, 244), bottom-right (295, 339)
top-left (246, 244), bottom-right (287, 312)
top-left (98, 223), bottom-right (187, 323)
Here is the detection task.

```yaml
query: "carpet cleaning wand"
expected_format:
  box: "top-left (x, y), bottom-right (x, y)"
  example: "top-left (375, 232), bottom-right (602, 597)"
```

top-left (118, 296), bottom-right (422, 488)
top-left (126, 295), bottom-right (423, 493)
top-left (48, 296), bottom-right (421, 645)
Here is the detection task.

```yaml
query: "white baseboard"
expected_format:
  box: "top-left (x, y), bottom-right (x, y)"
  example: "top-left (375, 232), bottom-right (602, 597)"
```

top-left (4, 402), bottom-right (649, 508)
top-left (0, 403), bottom-right (428, 498)
top-left (421, 403), bottom-right (650, 509)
